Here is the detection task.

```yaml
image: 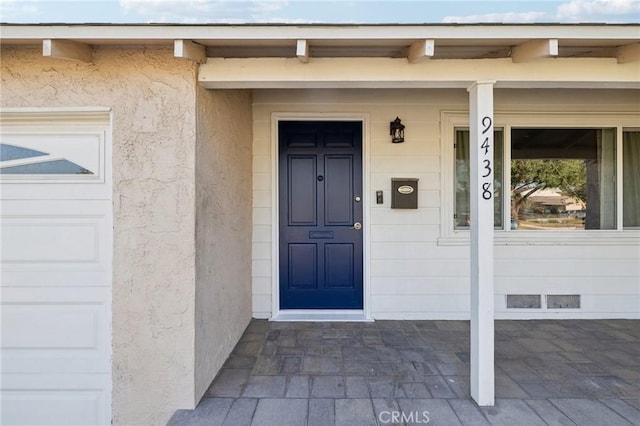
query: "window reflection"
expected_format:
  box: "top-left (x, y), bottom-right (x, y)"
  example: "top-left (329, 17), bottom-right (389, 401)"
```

top-left (1, 159), bottom-right (93, 175)
top-left (0, 143), bottom-right (94, 175)
top-left (0, 144), bottom-right (47, 161)
top-left (511, 128), bottom-right (616, 230)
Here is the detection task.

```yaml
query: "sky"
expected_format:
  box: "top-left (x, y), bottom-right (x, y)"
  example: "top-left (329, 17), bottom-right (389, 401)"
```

top-left (0, 0), bottom-right (639, 24)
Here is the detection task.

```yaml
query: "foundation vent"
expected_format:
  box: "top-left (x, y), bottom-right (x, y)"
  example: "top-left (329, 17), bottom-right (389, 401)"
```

top-left (547, 295), bottom-right (581, 309)
top-left (506, 294), bottom-right (541, 309)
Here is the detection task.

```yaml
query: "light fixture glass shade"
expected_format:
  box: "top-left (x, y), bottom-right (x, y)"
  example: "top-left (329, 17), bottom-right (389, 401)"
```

top-left (390, 117), bottom-right (405, 143)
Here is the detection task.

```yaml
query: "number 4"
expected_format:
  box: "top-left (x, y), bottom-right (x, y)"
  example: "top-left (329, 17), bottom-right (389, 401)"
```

top-left (481, 137), bottom-right (490, 155)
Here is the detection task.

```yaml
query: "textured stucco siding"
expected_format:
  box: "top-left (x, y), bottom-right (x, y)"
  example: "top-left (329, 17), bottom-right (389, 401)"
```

top-left (252, 88), bottom-right (640, 320)
top-left (1, 47), bottom-right (198, 425)
top-left (194, 87), bottom-right (253, 401)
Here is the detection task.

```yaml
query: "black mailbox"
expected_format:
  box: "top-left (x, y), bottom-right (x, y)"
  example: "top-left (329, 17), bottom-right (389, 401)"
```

top-left (391, 178), bottom-right (419, 209)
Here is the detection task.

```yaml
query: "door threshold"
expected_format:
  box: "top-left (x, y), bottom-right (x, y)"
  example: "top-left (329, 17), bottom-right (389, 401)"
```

top-left (271, 310), bottom-right (373, 322)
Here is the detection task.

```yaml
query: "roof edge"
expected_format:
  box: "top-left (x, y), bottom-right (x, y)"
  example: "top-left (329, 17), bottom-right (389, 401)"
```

top-left (1, 22), bottom-right (639, 27)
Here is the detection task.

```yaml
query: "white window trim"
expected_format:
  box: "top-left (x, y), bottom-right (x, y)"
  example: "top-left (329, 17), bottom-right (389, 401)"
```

top-left (0, 108), bottom-right (110, 184)
top-left (439, 110), bottom-right (640, 246)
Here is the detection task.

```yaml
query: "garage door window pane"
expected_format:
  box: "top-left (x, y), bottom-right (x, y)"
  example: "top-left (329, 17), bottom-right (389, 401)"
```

top-left (1, 159), bottom-right (93, 175)
top-left (0, 144), bottom-right (47, 161)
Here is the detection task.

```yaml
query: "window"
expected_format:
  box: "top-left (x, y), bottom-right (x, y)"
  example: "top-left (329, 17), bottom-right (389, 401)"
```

top-left (443, 112), bottom-right (639, 240)
top-left (510, 128), bottom-right (616, 230)
top-left (623, 130), bottom-right (640, 229)
top-left (0, 144), bottom-right (47, 161)
top-left (0, 143), bottom-right (94, 175)
top-left (455, 129), bottom-right (503, 229)
top-left (451, 122), bottom-right (638, 233)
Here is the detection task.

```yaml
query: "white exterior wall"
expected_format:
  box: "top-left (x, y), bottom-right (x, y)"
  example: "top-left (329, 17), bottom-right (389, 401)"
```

top-left (1, 47), bottom-right (257, 425)
top-left (252, 88), bottom-right (640, 320)
top-left (0, 47), bottom-right (198, 425)
top-left (195, 88), bottom-right (253, 400)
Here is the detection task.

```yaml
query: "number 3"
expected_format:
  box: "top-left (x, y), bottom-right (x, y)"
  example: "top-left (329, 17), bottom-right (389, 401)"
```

top-left (482, 159), bottom-right (491, 178)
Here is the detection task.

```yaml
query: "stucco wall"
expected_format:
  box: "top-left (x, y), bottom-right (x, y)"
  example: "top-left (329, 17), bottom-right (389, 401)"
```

top-left (194, 87), bottom-right (253, 400)
top-left (1, 47), bottom-right (197, 425)
top-left (252, 88), bottom-right (640, 320)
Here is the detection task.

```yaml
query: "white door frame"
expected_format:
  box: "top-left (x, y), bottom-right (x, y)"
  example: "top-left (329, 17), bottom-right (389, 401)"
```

top-left (270, 112), bottom-right (372, 321)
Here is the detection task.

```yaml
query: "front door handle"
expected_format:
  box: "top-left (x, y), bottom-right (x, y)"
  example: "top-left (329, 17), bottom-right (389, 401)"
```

top-left (351, 222), bottom-right (362, 231)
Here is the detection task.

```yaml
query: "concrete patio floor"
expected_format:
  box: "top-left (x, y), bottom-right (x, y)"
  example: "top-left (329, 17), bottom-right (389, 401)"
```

top-left (168, 319), bottom-right (640, 425)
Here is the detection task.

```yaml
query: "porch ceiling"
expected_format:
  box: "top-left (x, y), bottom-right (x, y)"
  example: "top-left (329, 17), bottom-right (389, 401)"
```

top-left (1, 23), bottom-right (638, 61)
top-left (204, 42), bottom-right (622, 60)
top-left (2, 24), bottom-right (638, 88)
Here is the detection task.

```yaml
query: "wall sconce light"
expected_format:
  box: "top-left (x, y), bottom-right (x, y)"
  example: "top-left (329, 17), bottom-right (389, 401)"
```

top-left (390, 117), bottom-right (405, 143)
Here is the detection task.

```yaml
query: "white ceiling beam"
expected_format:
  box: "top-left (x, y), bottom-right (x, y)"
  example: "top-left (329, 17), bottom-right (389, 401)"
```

top-left (617, 42), bottom-right (640, 64)
top-left (407, 39), bottom-right (435, 63)
top-left (174, 39), bottom-right (206, 63)
top-left (511, 39), bottom-right (558, 63)
top-left (296, 39), bottom-right (310, 63)
top-left (198, 57), bottom-right (640, 89)
top-left (42, 39), bottom-right (92, 62)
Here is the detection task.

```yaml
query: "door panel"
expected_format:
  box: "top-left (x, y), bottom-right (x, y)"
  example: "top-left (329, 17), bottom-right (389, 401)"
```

top-left (279, 121), bottom-right (363, 309)
top-left (288, 155), bottom-right (317, 225)
top-left (325, 244), bottom-right (354, 289)
top-left (324, 155), bottom-right (353, 225)
top-left (288, 244), bottom-right (318, 289)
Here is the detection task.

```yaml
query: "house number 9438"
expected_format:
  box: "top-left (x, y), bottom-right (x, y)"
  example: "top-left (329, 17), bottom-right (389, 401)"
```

top-left (481, 116), bottom-right (493, 200)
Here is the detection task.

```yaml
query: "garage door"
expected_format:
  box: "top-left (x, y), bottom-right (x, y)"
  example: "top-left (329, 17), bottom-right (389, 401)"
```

top-left (1, 110), bottom-right (112, 425)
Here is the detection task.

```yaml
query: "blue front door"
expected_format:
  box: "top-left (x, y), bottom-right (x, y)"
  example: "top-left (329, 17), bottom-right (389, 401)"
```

top-left (279, 121), bottom-right (363, 309)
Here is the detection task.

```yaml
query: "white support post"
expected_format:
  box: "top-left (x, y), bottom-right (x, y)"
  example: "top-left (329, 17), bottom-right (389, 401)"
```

top-left (468, 80), bottom-right (495, 407)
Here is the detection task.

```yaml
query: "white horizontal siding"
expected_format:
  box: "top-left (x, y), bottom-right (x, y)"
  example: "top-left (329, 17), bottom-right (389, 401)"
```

top-left (372, 259), bottom-right (468, 277)
top-left (253, 208), bottom-right (272, 225)
top-left (252, 294), bottom-right (271, 316)
top-left (371, 294), bottom-right (470, 314)
top-left (252, 243), bottom-right (271, 260)
top-left (368, 191), bottom-right (440, 209)
top-left (495, 295), bottom-right (640, 320)
top-left (370, 208), bottom-right (440, 225)
top-left (372, 277), bottom-right (469, 295)
top-left (371, 242), bottom-right (464, 259)
top-left (371, 175), bottom-right (440, 191)
top-left (494, 275), bottom-right (640, 294)
top-left (253, 191), bottom-right (271, 208)
top-left (253, 155), bottom-right (271, 173)
top-left (251, 88), bottom-right (640, 319)
top-left (494, 244), bottom-right (639, 260)
top-left (251, 260), bottom-right (271, 278)
top-left (496, 259), bottom-right (639, 277)
top-left (252, 225), bottom-right (271, 243)
top-left (370, 155), bottom-right (439, 173)
top-left (253, 173), bottom-right (271, 191)
top-left (252, 277), bottom-right (271, 295)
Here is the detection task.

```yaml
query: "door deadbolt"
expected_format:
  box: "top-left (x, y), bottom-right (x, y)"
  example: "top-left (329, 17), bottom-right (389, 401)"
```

top-left (351, 222), bottom-right (362, 231)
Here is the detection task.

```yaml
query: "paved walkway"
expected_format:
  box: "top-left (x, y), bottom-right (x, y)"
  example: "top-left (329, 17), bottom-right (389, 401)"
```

top-left (168, 319), bottom-right (639, 425)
